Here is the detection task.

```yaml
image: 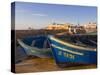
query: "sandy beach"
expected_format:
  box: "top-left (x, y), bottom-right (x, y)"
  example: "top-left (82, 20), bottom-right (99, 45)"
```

top-left (15, 57), bottom-right (96, 73)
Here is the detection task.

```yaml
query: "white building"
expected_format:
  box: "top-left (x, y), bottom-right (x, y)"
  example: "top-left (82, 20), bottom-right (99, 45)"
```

top-left (83, 22), bottom-right (97, 33)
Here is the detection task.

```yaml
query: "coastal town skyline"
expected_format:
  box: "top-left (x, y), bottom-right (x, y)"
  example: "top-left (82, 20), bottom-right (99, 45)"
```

top-left (14, 2), bottom-right (97, 30)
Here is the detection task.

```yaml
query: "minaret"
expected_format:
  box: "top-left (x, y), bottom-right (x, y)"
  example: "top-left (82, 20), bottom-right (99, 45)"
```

top-left (74, 19), bottom-right (80, 34)
top-left (53, 22), bottom-right (56, 25)
top-left (77, 19), bottom-right (80, 26)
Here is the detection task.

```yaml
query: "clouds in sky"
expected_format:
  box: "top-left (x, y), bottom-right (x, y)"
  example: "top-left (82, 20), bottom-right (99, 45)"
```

top-left (16, 9), bottom-right (47, 17)
top-left (32, 13), bottom-right (47, 17)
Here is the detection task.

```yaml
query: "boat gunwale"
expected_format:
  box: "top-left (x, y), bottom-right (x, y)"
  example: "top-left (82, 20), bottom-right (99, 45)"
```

top-left (48, 36), bottom-right (96, 52)
top-left (51, 44), bottom-right (84, 56)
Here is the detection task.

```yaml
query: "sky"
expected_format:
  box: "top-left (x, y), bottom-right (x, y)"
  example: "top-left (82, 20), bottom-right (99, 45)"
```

top-left (13, 2), bottom-right (97, 30)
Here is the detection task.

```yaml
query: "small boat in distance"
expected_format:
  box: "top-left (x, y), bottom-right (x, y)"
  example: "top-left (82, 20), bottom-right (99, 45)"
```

top-left (17, 35), bottom-right (52, 58)
top-left (48, 35), bottom-right (97, 67)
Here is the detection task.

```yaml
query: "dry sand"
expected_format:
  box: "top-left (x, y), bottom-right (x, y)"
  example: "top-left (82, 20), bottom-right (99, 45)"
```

top-left (15, 58), bottom-right (96, 73)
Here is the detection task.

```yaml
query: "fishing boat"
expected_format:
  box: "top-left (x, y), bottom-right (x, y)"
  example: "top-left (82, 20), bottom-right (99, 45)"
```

top-left (17, 35), bottom-right (52, 58)
top-left (48, 35), bottom-right (97, 67)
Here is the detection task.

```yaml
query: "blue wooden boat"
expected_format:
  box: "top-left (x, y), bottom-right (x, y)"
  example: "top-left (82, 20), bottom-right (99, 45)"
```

top-left (48, 36), bottom-right (97, 67)
top-left (17, 35), bottom-right (52, 58)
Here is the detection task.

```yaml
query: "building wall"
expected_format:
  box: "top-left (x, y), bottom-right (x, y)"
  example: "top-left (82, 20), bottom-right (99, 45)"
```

top-left (46, 23), bottom-right (71, 30)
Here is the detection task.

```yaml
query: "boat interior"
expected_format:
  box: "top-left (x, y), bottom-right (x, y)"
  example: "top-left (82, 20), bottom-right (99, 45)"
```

top-left (22, 36), bottom-right (50, 49)
top-left (56, 35), bottom-right (97, 49)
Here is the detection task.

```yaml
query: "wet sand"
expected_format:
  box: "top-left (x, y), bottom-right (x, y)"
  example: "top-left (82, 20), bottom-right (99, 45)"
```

top-left (15, 58), bottom-right (96, 73)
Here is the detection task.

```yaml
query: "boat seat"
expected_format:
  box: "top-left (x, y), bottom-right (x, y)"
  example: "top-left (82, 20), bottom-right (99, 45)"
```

top-left (33, 37), bottom-right (46, 49)
top-left (31, 40), bottom-right (36, 47)
top-left (79, 38), bottom-right (97, 47)
top-left (43, 39), bottom-right (50, 48)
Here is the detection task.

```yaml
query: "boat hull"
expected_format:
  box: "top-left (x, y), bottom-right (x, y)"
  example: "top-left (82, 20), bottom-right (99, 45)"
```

top-left (48, 36), bottom-right (97, 65)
